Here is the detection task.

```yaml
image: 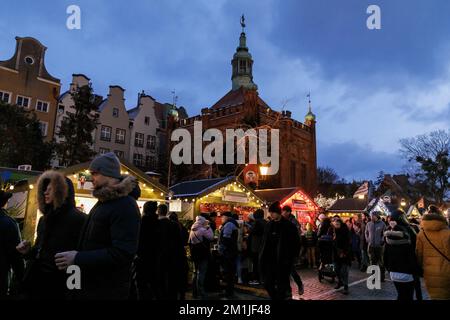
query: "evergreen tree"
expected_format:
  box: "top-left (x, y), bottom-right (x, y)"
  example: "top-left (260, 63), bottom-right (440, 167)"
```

top-left (55, 84), bottom-right (99, 166)
top-left (0, 101), bottom-right (53, 170)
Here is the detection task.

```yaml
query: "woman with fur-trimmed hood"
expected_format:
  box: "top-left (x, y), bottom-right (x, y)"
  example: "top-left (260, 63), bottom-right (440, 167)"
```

top-left (416, 210), bottom-right (450, 300)
top-left (16, 170), bottom-right (86, 299)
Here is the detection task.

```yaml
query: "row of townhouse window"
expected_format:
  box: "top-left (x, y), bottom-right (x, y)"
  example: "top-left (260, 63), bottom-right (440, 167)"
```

top-left (0, 90), bottom-right (50, 112)
top-left (0, 90), bottom-right (50, 137)
top-left (1, 90), bottom-right (160, 165)
top-left (99, 126), bottom-right (156, 149)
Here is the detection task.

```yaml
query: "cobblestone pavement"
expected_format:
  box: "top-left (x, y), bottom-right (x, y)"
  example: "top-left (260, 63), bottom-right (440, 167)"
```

top-left (187, 264), bottom-right (430, 300)
top-left (235, 265), bottom-right (430, 300)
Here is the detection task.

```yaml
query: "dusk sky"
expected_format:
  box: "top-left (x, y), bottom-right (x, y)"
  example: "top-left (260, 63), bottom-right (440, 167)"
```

top-left (1, 0), bottom-right (449, 181)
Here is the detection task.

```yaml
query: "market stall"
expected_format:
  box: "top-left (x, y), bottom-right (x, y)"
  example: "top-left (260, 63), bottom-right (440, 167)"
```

top-left (169, 176), bottom-right (265, 224)
top-left (326, 198), bottom-right (369, 221)
top-left (14, 160), bottom-right (168, 242)
top-left (366, 197), bottom-right (397, 216)
top-left (255, 187), bottom-right (320, 229)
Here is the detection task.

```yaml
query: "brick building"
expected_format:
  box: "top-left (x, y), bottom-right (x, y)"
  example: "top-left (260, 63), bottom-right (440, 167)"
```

top-left (173, 22), bottom-right (318, 195)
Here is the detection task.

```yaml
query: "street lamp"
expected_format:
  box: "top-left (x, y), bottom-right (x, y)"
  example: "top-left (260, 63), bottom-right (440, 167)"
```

top-left (259, 165), bottom-right (269, 176)
top-left (400, 199), bottom-right (406, 207)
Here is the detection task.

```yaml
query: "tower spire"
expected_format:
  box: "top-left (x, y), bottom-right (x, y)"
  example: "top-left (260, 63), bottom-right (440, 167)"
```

top-left (231, 15), bottom-right (257, 91)
top-left (305, 91), bottom-right (316, 122)
top-left (307, 91), bottom-right (312, 111)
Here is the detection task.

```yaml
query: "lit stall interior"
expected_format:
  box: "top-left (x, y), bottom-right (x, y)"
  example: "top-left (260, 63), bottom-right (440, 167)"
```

top-left (22, 161), bottom-right (168, 242)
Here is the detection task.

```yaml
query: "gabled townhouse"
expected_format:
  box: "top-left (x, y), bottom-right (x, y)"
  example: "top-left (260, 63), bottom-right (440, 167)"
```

top-left (0, 36), bottom-right (61, 141)
top-left (127, 91), bottom-right (159, 171)
top-left (94, 85), bottom-right (131, 160)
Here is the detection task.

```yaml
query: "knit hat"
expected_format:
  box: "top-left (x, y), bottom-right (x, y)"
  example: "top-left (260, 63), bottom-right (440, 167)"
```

top-left (89, 152), bottom-right (122, 179)
top-left (269, 201), bottom-right (282, 215)
top-left (318, 213), bottom-right (327, 221)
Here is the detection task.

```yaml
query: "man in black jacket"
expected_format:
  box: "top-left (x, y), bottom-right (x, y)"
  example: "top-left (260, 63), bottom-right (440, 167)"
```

top-left (153, 204), bottom-right (183, 300)
top-left (259, 201), bottom-right (301, 300)
top-left (55, 152), bottom-right (141, 300)
top-left (0, 190), bottom-right (24, 299)
top-left (136, 201), bottom-right (159, 299)
top-left (218, 212), bottom-right (238, 298)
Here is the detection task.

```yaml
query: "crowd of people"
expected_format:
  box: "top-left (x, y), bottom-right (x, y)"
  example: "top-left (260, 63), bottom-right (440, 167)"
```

top-left (313, 206), bottom-right (450, 300)
top-left (0, 152), bottom-right (449, 301)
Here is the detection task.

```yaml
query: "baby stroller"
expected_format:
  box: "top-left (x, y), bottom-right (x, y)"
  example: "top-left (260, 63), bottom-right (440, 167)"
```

top-left (317, 234), bottom-right (336, 283)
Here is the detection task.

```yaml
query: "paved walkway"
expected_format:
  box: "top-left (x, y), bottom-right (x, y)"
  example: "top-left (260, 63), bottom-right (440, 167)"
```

top-left (233, 265), bottom-right (430, 300)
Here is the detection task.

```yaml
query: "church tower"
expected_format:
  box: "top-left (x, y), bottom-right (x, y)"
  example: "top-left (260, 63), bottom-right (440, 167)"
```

top-left (231, 15), bottom-right (258, 91)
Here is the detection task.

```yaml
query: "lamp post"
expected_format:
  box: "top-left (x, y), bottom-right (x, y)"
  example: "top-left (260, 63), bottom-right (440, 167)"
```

top-left (258, 165), bottom-right (269, 189)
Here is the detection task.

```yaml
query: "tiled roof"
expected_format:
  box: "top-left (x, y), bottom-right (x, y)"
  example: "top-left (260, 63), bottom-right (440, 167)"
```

top-left (210, 87), bottom-right (269, 109)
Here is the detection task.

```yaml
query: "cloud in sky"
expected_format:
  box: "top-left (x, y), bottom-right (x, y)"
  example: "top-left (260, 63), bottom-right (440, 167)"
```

top-left (0, 0), bottom-right (449, 180)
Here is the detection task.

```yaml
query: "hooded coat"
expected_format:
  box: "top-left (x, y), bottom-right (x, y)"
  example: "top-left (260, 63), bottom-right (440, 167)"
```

top-left (416, 213), bottom-right (450, 300)
top-left (24, 171), bottom-right (86, 299)
top-left (74, 176), bottom-right (141, 300)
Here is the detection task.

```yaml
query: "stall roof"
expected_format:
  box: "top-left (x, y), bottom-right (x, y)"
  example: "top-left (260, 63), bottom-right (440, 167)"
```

top-left (20, 160), bottom-right (168, 194)
top-left (366, 197), bottom-right (398, 216)
top-left (170, 176), bottom-right (265, 202)
top-left (254, 187), bottom-right (298, 203)
top-left (170, 176), bottom-right (236, 197)
top-left (0, 167), bottom-right (42, 182)
top-left (327, 198), bottom-right (368, 213)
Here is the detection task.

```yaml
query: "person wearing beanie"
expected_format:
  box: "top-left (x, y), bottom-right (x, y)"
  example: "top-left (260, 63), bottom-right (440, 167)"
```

top-left (16, 171), bottom-right (86, 300)
top-left (189, 215), bottom-right (214, 299)
top-left (218, 211), bottom-right (238, 298)
top-left (0, 190), bottom-right (24, 299)
top-left (259, 201), bottom-right (301, 300)
top-left (384, 212), bottom-right (420, 301)
top-left (365, 211), bottom-right (386, 281)
top-left (54, 152), bottom-right (141, 300)
top-left (416, 211), bottom-right (450, 300)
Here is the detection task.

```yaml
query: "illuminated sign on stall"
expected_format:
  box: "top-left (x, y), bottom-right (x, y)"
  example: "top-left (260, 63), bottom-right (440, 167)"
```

top-left (222, 190), bottom-right (248, 203)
